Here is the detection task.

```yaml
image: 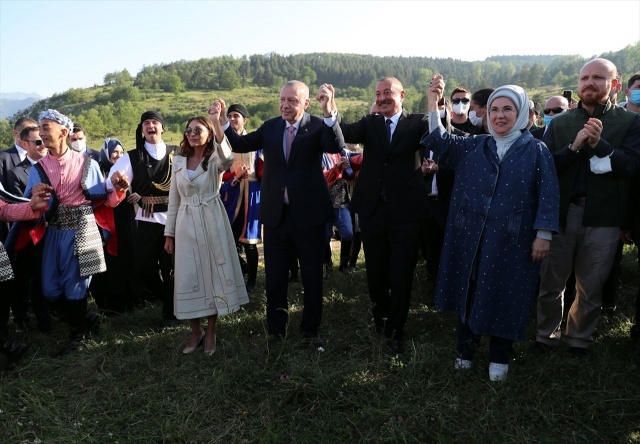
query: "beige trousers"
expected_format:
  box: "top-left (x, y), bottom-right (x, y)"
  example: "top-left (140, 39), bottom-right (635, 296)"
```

top-left (536, 203), bottom-right (619, 348)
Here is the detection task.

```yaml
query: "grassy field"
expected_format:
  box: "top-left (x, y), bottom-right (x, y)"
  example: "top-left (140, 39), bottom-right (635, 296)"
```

top-left (1, 244), bottom-right (639, 443)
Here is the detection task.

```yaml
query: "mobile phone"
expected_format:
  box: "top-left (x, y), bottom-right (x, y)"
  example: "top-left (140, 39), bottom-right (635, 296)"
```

top-left (563, 90), bottom-right (572, 101)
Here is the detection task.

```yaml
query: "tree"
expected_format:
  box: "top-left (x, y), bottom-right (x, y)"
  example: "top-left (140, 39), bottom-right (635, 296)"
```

top-left (0, 119), bottom-right (14, 148)
top-left (218, 68), bottom-right (241, 90)
top-left (110, 84), bottom-right (141, 102)
top-left (104, 69), bottom-right (133, 86)
top-left (159, 73), bottom-right (184, 94)
top-left (113, 100), bottom-right (139, 136)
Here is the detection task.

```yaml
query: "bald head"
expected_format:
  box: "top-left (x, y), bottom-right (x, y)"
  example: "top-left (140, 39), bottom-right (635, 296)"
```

top-left (545, 96), bottom-right (569, 110)
top-left (581, 58), bottom-right (617, 79)
top-left (578, 58), bottom-right (618, 111)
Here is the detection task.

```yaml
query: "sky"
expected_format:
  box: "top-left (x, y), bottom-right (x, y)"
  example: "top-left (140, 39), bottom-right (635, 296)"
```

top-left (1, 0), bottom-right (638, 98)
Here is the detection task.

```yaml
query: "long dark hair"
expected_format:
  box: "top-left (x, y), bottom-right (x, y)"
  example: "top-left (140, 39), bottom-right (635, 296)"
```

top-left (179, 115), bottom-right (216, 171)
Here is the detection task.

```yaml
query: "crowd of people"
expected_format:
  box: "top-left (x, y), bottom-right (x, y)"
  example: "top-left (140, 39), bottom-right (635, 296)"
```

top-left (0, 57), bottom-right (639, 381)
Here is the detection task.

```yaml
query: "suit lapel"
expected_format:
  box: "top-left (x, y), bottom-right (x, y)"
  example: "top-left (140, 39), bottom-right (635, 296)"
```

top-left (385, 109), bottom-right (410, 159)
top-left (287, 112), bottom-right (310, 165)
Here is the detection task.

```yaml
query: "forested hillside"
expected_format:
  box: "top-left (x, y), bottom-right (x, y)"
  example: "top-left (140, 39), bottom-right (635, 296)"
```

top-left (1, 43), bottom-right (637, 149)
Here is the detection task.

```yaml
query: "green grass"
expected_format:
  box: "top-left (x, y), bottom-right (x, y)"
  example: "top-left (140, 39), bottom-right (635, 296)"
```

top-left (1, 245), bottom-right (639, 443)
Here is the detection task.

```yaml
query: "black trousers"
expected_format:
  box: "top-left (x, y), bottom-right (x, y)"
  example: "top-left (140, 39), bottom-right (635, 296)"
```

top-left (263, 206), bottom-right (325, 338)
top-left (134, 221), bottom-right (175, 320)
top-left (360, 200), bottom-right (422, 340)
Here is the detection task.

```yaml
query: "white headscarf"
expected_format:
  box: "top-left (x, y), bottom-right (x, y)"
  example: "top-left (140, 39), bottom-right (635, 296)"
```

top-left (487, 85), bottom-right (530, 161)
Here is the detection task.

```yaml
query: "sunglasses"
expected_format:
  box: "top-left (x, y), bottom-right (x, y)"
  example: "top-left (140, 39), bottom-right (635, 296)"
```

top-left (543, 107), bottom-right (566, 115)
top-left (452, 98), bottom-right (470, 104)
top-left (23, 139), bottom-right (43, 146)
top-left (184, 127), bottom-right (207, 136)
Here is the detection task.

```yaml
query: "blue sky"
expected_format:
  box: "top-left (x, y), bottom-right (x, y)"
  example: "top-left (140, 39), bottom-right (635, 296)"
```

top-left (1, 0), bottom-right (638, 98)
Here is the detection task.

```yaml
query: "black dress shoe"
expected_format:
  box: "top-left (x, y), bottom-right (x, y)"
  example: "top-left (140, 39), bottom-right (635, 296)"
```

top-left (1, 338), bottom-right (28, 362)
top-left (570, 347), bottom-right (591, 362)
top-left (387, 340), bottom-right (402, 355)
top-left (269, 334), bottom-right (284, 347)
top-left (530, 341), bottom-right (552, 355)
top-left (246, 280), bottom-right (256, 294)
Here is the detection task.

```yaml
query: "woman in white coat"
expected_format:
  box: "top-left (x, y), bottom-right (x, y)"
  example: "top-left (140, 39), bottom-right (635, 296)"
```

top-left (164, 104), bottom-right (249, 356)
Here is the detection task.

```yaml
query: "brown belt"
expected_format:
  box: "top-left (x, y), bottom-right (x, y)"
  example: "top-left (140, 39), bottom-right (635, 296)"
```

top-left (140, 195), bottom-right (169, 218)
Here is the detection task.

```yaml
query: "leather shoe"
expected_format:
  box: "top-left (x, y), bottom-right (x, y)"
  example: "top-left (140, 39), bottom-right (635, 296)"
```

top-left (570, 347), bottom-right (591, 362)
top-left (1, 338), bottom-right (28, 361)
top-left (530, 341), bottom-right (552, 355)
top-left (204, 333), bottom-right (216, 356)
top-left (182, 331), bottom-right (205, 354)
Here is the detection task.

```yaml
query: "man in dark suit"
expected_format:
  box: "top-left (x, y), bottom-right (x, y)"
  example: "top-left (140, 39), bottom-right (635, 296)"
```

top-left (0, 117), bottom-right (38, 189)
top-left (320, 78), bottom-right (430, 353)
top-left (67, 125), bottom-right (100, 161)
top-left (0, 117), bottom-right (38, 335)
top-left (215, 80), bottom-right (345, 344)
top-left (4, 125), bottom-right (49, 334)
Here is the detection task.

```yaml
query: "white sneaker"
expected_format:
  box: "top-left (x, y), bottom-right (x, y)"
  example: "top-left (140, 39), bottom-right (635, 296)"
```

top-left (488, 362), bottom-right (509, 381)
top-left (454, 358), bottom-right (473, 369)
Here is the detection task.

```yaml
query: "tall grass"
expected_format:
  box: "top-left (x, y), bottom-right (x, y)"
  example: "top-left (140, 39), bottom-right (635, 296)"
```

top-left (1, 245), bottom-right (639, 443)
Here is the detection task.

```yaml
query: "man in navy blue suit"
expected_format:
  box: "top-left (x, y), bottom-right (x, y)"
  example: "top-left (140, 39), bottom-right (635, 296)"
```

top-left (214, 80), bottom-right (345, 344)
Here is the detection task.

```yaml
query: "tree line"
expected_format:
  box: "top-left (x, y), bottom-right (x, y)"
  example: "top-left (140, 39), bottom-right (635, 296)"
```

top-left (1, 44), bottom-right (637, 148)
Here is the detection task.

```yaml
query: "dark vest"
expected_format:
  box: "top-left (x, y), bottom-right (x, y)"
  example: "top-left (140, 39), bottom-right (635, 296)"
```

top-left (552, 101), bottom-right (637, 227)
top-left (129, 145), bottom-right (176, 213)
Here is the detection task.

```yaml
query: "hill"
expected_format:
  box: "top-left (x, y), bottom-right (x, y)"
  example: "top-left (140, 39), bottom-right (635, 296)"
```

top-left (0, 92), bottom-right (42, 120)
top-left (0, 43), bottom-right (637, 148)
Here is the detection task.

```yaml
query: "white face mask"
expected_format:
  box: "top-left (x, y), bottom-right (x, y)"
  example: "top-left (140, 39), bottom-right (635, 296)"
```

top-left (439, 109), bottom-right (447, 119)
top-left (468, 110), bottom-right (484, 126)
top-left (453, 102), bottom-right (470, 115)
top-left (70, 139), bottom-right (87, 152)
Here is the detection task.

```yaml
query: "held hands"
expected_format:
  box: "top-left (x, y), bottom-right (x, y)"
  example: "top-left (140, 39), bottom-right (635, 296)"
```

top-left (317, 84), bottom-right (336, 116)
top-left (421, 158), bottom-right (438, 175)
top-left (164, 236), bottom-right (174, 255)
top-left (110, 171), bottom-right (130, 192)
top-left (531, 237), bottom-right (550, 263)
top-left (209, 99), bottom-right (228, 126)
top-left (127, 192), bottom-right (141, 204)
top-left (336, 157), bottom-right (348, 171)
top-left (29, 183), bottom-right (53, 212)
top-left (428, 75), bottom-right (445, 112)
top-left (235, 165), bottom-right (249, 181)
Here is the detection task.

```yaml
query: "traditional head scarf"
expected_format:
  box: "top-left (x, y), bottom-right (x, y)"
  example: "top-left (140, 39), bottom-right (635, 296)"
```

top-left (227, 104), bottom-right (249, 118)
top-left (135, 111), bottom-right (164, 150)
top-left (99, 137), bottom-right (124, 172)
top-left (487, 85), bottom-right (529, 139)
top-left (486, 85), bottom-right (530, 160)
top-left (38, 109), bottom-right (74, 132)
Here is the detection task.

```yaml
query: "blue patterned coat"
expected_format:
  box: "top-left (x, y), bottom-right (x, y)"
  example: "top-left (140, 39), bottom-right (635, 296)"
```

top-left (421, 128), bottom-right (559, 340)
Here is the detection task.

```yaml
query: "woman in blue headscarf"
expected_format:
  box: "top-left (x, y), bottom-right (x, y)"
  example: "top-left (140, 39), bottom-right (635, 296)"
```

top-left (421, 77), bottom-right (560, 381)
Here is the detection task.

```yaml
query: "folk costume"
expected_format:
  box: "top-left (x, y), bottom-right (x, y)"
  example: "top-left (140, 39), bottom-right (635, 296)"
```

top-left (106, 112), bottom-right (178, 324)
top-left (11, 109), bottom-right (125, 345)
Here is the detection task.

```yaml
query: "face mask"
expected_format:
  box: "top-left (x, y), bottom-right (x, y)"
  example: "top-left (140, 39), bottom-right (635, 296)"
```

top-left (439, 109), bottom-right (447, 119)
top-left (70, 139), bottom-right (86, 152)
top-left (453, 102), bottom-right (470, 115)
top-left (468, 110), bottom-right (484, 126)
top-left (629, 90), bottom-right (640, 105)
top-left (543, 116), bottom-right (554, 127)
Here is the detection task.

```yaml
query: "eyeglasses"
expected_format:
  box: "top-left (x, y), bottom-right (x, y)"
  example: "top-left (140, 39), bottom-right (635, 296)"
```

top-left (543, 107), bottom-right (566, 115)
top-left (22, 139), bottom-right (43, 146)
top-left (452, 98), bottom-right (470, 105)
top-left (184, 127), bottom-right (207, 136)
